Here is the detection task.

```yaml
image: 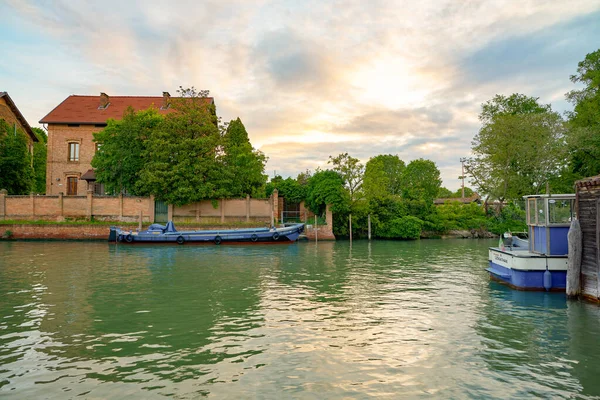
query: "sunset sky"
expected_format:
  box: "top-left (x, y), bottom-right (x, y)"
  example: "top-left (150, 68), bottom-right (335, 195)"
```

top-left (2, 1), bottom-right (600, 190)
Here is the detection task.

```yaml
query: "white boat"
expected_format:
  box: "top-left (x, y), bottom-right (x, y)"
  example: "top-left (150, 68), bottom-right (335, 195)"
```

top-left (487, 194), bottom-right (576, 291)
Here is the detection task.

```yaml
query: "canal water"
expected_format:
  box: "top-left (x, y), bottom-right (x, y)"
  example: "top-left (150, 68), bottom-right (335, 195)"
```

top-left (1, 240), bottom-right (599, 399)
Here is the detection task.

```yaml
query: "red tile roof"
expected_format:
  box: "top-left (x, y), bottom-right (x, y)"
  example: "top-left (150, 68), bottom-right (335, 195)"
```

top-left (39, 95), bottom-right (214, 124)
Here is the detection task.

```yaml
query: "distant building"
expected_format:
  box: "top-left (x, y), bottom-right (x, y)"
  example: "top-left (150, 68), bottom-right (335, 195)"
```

top-left (433, 193), bottom-right (481, 205)
top-left (0, 91), bottom-right (39, 153)
top-left (40, 92), bottom-right (214, 195)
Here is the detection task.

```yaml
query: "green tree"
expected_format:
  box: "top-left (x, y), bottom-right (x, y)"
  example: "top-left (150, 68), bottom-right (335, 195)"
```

top-left (305, 169), bottom-right (349, 216)
top-left (221, 117), bottom-right (267, 197)
top-left (467, 111), bottom-right (566, 201)
top-left (328, 153), bottom-right (364, 202)
top-left (266, 177), bottom-right (306, 204)
top-left (32, 127), bottom-right (47, 194)
top-left (479, 93), bottom-right (551, 125)
top-left (566, 49), bottom-right (600, 177)
top-left (363, 154), bottom-right (405, 201)
top-left (138, 87), bottom-right (223, 205)
top-left (466, 94), bottom-right (567, 201)
top-left (92, 107), bottom-right (163, 195)
top-left (402, 159), bottom-right (441, 202)
top-left (0, 119), bottom-right (33, 194)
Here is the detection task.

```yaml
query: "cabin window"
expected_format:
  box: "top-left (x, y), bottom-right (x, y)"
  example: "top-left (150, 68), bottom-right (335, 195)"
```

top-left (527, 198), bottom-right (537, 225)
top-left (548, 199), bottom-right (574, 224)
top-left (68, 142), bottom-right (80, 162)
top-left (536, 198), bottom-right (545, 225)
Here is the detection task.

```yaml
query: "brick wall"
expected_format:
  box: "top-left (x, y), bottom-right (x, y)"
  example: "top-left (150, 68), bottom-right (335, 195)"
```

top-left (0, 192), bottom-right (277, 224)
top-left (46, 124), bottom-right (103, 195)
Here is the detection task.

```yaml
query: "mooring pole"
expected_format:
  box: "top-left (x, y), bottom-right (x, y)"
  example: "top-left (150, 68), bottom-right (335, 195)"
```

top-left (368, 214), bottom-right (371, 241)
top-left (349, 214), bottom-right (352, 243)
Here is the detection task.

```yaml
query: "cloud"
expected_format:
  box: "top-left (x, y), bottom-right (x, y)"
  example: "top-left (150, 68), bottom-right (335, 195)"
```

top-left (2, 0), bottom-right (600, 191)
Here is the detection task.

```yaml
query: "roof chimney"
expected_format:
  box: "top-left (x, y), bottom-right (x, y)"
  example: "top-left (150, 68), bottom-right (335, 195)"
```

top-left (162, 91), bottom-right (171, 109)
top-left (99, 92), bottom-right (109, 109)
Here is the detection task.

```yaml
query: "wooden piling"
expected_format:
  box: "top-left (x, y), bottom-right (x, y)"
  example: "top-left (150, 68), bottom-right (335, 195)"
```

top-left (566, 219), bottom-right (582, 298)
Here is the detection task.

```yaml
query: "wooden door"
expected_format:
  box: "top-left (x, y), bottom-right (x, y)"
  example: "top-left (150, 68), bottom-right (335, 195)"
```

top-left (67, 177), bottom-right (78, 195)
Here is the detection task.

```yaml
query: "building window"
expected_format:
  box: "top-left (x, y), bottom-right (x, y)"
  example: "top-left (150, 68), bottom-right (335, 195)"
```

top-left (66, 177), bottom-right (78, 195)
top-left (68, 142), bottom-right (80, 162)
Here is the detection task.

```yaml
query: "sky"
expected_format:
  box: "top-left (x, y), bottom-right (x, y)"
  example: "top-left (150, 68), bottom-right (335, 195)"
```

top-left (2, 0), bottom-right (600, 191)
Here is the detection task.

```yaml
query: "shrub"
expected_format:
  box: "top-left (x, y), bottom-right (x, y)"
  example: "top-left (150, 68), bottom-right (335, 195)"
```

top-left (378, 216), bottom-right (423, 240)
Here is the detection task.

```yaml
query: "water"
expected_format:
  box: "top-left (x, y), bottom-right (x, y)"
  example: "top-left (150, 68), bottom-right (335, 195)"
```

top-left (1, 239), bottom-right (599, 399)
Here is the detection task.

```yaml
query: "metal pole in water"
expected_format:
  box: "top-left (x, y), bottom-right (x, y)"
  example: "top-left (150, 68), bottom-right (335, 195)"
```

top-left (368, 214), bottom-right (371, 241)
top-left (349, 214), bottom-right (352, 243)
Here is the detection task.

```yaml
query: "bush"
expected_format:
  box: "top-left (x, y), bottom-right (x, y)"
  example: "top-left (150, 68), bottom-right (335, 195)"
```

top-left (378, 216), bottom-right (423, 240)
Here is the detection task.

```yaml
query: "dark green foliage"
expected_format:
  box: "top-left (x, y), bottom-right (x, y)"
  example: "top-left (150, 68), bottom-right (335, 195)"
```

top-left (377, 216), bottom-right (423, 240)
top-left (402, 159), bottom-right (441, 202)
top-left (266, 177), bottom-right (306, 203)
top-left (363, 154), bottom-right (405, 201)
top-left (32, 127), bottom-right (47, 194)
top-left (0, 119), bottom-right (33, 194)
top-left (221, 118), bottom-right (267, 197)
top-left (566, 49), bottom-right (600, 178)
top-left (484, 202), bottom-right (527, 235)
top-left (92, 107), bottom-right (162, 195)
top-left (138, 88), bottom-right (223, 205)
top-left (432, 202), bottom-right (487, 232)
top-left (305, 170), bottom-right (348, 216)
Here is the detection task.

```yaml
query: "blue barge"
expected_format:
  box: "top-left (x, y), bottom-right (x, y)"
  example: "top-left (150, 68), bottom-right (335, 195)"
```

top-left (109, 221), bottom-right (305, 245)
top-left (487, 194), bottom-right (576, 291)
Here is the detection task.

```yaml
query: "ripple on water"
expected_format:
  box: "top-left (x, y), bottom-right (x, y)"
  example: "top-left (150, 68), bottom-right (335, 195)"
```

top-left (0, 240), bottom-right (599, 398)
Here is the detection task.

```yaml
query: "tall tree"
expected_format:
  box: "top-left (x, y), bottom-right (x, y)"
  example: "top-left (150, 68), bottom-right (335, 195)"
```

top-left (138, 87), bottom-right (223, 205)
top-left (363, 154), bottom-right (405, 201)
top-left (328, 153), bottom-right (364, 202)
top-left (566, 49), bottom-right (600, 177)
top-left (466, 94), bottom-right (566, 201)
top-left (32, 127), bottom-right (47, 194)
top-left (221, 117), bottom-right (267, 197)
top-left (92, 107), bottom-right (163, 195)
top-left (0, 119), bottom-right (33, 194)
top-left (402, 159), bottom-right (441, 202)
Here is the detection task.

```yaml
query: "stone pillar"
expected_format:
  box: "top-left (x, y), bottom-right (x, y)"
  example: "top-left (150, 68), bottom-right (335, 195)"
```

top-left (119, 194), bottom-right (124, 220)
top-left (57, 192), bottom-right (64, 221)
top-left (167, 204), bottom-right (173, 222)
top-left (220, 199), bottom-right (225, 223)
top-left (87, 189), bottom-right (93, 221)
top-left (246, 195), bottom-right (250, 222)
top-left (195, 202), bottom-right (200, 222)
top-left (31, 192), bottom-right (35, 218)
top-left (326, 204), bottom-right (333, 227)
top-left (272, 189), bottom-right (279, 224)
top-left (0, 189), bottom-right (7, 220)
top-left (149, 195), bottom-right (155, 223)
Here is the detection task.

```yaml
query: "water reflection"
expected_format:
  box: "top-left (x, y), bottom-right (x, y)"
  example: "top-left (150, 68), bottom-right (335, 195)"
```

top-left (1, 240), bottom-right (600, 398)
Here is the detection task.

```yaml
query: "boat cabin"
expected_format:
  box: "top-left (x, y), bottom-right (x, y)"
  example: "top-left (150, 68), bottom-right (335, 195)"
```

top-left (525, 194), bottom-right (576, 256)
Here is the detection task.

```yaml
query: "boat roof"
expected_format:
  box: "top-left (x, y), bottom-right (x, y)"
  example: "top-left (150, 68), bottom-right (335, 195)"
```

top-left (522, 194), bottom-right (575, 200)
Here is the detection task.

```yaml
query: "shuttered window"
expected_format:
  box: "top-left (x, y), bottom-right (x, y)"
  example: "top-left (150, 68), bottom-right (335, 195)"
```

top-left (68, 142), bottom-right (80, 162)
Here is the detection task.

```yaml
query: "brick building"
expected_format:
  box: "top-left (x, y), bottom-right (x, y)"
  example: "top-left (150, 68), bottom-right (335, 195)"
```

top-left (0, 91), bottom-right (39, 151)
top-left (40, 92), bottom-right (214, 195)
